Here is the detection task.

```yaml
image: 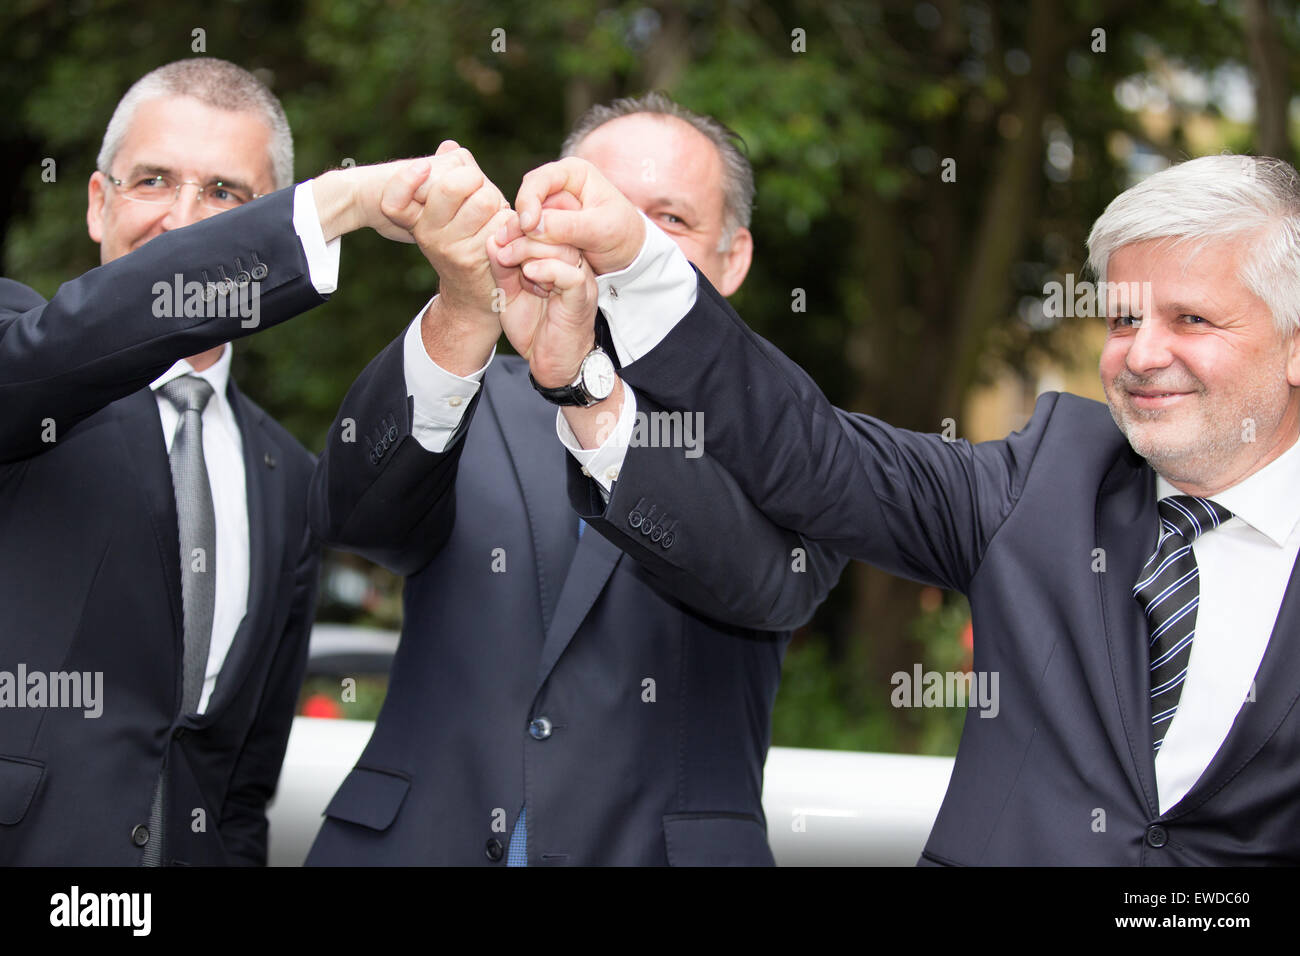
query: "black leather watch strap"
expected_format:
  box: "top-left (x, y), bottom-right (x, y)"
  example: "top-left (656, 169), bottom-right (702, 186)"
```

top-left (529, 373), bottom-right (589, 406)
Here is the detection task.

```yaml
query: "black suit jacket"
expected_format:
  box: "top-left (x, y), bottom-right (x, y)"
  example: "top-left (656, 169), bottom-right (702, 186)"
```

top-left (304, 334), bottom-right (845, 866)
top-left (0, 189), bottom-right (323, 865)
top-left (585, 270), bottom-right (1300, 865)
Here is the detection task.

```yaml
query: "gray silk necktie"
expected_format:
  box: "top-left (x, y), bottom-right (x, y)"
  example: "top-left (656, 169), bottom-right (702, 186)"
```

top-left (160, 374), bottom-right (218, 715)
top-left (143, 375), bottom-right (217, 866)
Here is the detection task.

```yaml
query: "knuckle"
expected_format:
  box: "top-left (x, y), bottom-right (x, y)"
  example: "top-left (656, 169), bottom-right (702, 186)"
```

top-left (435, 178), bottom-right (462, 202)
top-left (468, 188), bottom-right (499, 218)
top-left (381, 203), bottom-right (413, 228)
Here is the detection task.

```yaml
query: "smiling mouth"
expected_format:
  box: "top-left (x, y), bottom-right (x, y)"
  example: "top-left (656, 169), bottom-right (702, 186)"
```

top-left (1127, 390), bottom-right (1191, 409)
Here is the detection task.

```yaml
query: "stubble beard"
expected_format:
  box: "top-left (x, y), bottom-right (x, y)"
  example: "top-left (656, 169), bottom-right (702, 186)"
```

top-left (1105, 365), bottom-right (1288, 491)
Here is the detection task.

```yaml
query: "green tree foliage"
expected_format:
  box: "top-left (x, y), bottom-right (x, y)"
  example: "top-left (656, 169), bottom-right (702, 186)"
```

top-left (4, 0), bottom-right (1294, 751)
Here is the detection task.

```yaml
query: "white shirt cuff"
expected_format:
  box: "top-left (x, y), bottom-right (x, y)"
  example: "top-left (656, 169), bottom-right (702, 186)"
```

top-left (292, 181), bottom-right (341, 295)
top-left (596, 212), bottom-right (698, 365)
top-left (403, 301), bottom-right (493, 453)
top-left (556, 379), bottom-right (637, 497)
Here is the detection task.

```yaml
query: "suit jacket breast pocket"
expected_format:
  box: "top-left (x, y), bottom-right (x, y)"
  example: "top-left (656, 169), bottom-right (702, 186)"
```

top-left (662, 812), bottom-right (776, 866)
top-left (321, 766), bottom-right (411, 832)
top-left (0, 755), bottom-right (44, 825)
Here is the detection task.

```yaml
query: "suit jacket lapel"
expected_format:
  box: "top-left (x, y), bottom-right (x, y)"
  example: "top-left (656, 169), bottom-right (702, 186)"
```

top-left (199, 381), bottom-right (283, 720)
top-left (534, 529), bottom-right (622, 688)
top-left (483, 361), bottom-right (624, 688)
top-left (485, 362), bottom-right (579, 634)
top-left (114, 388), bottom-right (184, 645)
top-left (1166, 550), bottom-right (1300, 817)
top-left (1095, 449), bottom-right (1161, 815)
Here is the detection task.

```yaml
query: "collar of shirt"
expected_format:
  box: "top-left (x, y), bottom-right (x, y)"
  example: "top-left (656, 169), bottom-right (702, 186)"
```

top-left (149, 344), bottom-right (237, 427)
top-left (1155, 435), bottom-right (1300, 548)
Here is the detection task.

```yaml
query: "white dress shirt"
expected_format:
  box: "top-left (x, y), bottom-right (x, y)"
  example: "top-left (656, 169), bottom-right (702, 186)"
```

top-left (402, 301), bottom-right (493, 453)
top-left (148, 181), bottom-right (339, 714)
top-left (543, 220), bottom-right (1300, 816)
top-left (1154, 440), bottom-right (1300, 812)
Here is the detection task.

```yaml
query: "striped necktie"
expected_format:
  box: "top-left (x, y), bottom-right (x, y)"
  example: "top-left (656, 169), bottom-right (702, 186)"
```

top-left (1132, 495), bottom-right (1233, 755)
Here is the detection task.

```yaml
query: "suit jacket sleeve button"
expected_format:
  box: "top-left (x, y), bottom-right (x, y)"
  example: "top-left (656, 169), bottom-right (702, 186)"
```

top-left (131, 824), bottom-right (150, 847)
top-left (649, 526), bottom-right (663, 542)
top-left (1146, 824), bottom-right (1168, 848)
top-left (627, 511), bottom-right (643, 529)
top-left (485, 838), bottom-right (504, 862)
top-left (660, 532), bottom-right (674, 549)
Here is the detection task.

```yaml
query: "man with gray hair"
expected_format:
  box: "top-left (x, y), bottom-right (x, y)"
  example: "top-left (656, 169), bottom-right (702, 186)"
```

top-left (497, 151), bottom-right (1300, 864)
top-left (305, 92), bottom-right (843, 866)
top-left (0, 57), bottom-right (481, 865)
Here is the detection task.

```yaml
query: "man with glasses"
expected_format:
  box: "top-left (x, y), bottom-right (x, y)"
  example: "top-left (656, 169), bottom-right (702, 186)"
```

top-left (0, 57), bottom-right (467, 865)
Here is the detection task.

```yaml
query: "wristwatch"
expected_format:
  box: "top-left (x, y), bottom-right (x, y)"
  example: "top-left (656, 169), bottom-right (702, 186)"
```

top-left (530, 347), bottom-right (617, 407)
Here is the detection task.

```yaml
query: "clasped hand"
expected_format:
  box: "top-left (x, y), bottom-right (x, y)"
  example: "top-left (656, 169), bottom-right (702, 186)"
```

top-left (376, 143), bottom-right (645, 389)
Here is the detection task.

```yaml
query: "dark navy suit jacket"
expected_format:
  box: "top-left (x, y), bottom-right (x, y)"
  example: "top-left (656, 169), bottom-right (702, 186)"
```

top-left (0, 190), bottom-right (321, 865)
top-left (304, 332), bottom-right (845, 866)
top-left (585, 270), bottom-right (1300, 865)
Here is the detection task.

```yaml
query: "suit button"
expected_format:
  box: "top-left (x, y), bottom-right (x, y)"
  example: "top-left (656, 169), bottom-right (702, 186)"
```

top-left (250, 262), bottom-right (269, 281)
top-left (386, 426), bottom-right (398, 441)
top-left (528, 716), bottom-right (553, 740)
top-left (1146, 824), bottom-right (1168, 848)
top-left (628, 510), bottom-right (643, 529)
top-left (485, 838), bottom-right (504, 862)
top-left (661, 532), bottom-right (674, 549)
top-left (640, 521), bottom-right (654, 536)
top-left (131, 825), bottom-right (150, 847)
top-left (649, 526), bottom-right (663, 543)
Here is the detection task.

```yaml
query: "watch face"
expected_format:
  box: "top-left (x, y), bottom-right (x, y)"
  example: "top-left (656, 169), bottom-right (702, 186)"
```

top-left (581, 350), bottom-right (617, 401)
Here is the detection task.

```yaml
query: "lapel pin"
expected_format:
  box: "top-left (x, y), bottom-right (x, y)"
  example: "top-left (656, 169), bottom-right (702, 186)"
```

top-left (264, 452), bottom-right (276, 469)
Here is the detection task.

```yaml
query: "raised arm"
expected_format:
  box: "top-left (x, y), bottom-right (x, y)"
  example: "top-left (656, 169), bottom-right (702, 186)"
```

top-left (0, 151), bottom-right (470, 464)
top-left (503, 157), bottom-right (1055, 595)
top-left (310, 146), bottom-right (573, 575)
top-left (566, 388), bottom-right (849, 631)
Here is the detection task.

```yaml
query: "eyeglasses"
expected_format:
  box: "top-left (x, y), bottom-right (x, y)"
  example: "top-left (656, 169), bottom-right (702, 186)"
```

top-left (102, 172), bottom-right (262, 212)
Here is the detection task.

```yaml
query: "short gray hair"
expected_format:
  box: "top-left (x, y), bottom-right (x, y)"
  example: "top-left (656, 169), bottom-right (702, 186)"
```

top-left (97, 58), bottom-right (293, 191)
top-left (1087, 154), bottom-right (1300, 335)
top-left (561, 91), bottom-right (754, 251)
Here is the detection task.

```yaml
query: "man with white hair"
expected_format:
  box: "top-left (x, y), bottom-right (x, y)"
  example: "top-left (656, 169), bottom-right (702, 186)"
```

top-left (0, 58), bottom-right (476, 865)
top-left (498, 151), bottom-right (1300, 863)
